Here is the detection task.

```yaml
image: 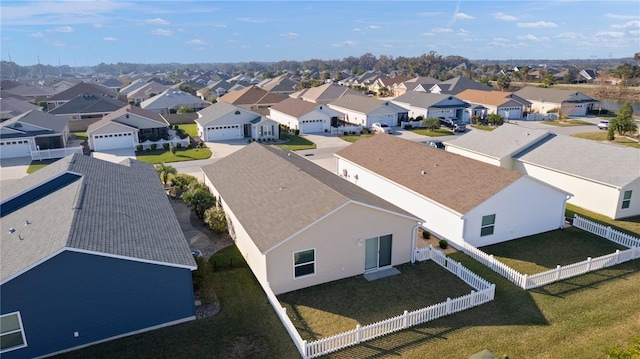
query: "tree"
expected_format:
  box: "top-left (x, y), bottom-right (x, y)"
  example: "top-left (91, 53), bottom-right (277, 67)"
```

top-left (611, 102), bottom-right (637, 135)
top-left (177, 106), bottom-right (194, 114)
top-left (542, 73), bottom-right (555, 87)
top-left (422, 117), bottom-right (440, 131)
top-left (604, 336), bottom-right (640, 359)
top-left (182, 188), bottom-right (216, 219)
top-left (486, 113), bottom-right (504, 127)
top-left (155, 163), bottom-right (177, 185)
top-left (607, 125), bottom-right (615, 141)
top-left (204, 207), bottom-right (228, 234)
top-left (496, 74), bottom-right (510, 90)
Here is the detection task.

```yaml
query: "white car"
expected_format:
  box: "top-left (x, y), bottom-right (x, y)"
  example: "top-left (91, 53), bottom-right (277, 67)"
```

top-left (372, 123), bottom-right (392, 134)
top-left (597, 120), bottom-right (610, 130)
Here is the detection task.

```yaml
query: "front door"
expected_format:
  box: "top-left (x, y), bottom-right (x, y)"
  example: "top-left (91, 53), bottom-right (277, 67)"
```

top-left (365, 235), bottom-right (392, 271)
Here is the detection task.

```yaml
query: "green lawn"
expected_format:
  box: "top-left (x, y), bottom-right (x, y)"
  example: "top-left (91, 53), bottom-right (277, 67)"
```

top-left (339, 133), bottom-right (374, 143)
top-left (71, 131), bottom-right (88, 140)
top-left (176, 123), bottom-right (198, 137)
top-left (26, 159), bottom-right (58, 173)
top-left (470, 124), bottom-right (496, 131)
top-left (135, 147), bottom-right (212, 164)
top-left (275, 134), bottom-right (316, 151)
top-left (543, 119), bottom-right (595, 127)
top-left (572, 131), bottom-right (640, 149)
top-left (410, 128), bottom-right (454, 136)
top-left (566, 203), bottom-right (640, 236)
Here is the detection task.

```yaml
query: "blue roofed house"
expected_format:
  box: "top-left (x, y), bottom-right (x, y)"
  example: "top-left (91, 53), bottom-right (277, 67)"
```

top-left (0, 154), bottom-right (197, 358)
top-left (0, 110), bottom-right (73, 160)
top-left (391, 92), bottom-right (471, 123)
top-left (195, 101), bottom-right (279, 142)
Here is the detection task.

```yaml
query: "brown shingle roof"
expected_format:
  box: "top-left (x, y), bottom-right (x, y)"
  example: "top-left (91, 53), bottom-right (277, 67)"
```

top-left (455, 89), bottom-right (530, 107)
top-left (219, 85), bottom-right (285, 106)
top-left (335, 135), bottom-right (523, 214)
top-left (270, 97), bottom-right (318, 118)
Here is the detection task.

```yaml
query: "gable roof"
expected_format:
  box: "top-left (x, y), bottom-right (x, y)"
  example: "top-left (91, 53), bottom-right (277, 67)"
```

top-left (269, 97), bottom-right (319, 118)
top-left (257, 76), bottom-right (299, 93)
top-left (455, 89), bottom-right (532, 107)
top-left (445, 123), bottom-right (551, 160)
top-left (87, 105), bottom-right (168, 132)
top-left (513, 87), bottom-right (599, 103)
top-left (140, 88), bottom-right (210, 110)
top-left (201, 143), bottom-right (416, 253)
top-left (126, 82), bottom-right (171, 99)
top-left (195, 101), bottom-right (261, 126)
top-left (2, 109), bottom-right (69, 135)
top-left (47, 82), bottom-right (117, 101)
top-left (392, 92), bottom-right (470, 109)
top-left (291, 83), bottom-right (364, 103)
top-left (431, 76), bottom-right (492, 94)
top-left (0, 97), bottom-right (41, 119)
top-left (514, 134), bottom-right (640, 188)
top-left (48, 93), bottom-right (127, 115)
top-left (218, 85), bottom-right (286, 106)
top-left (3, 83), bottom-right (57, 98)
top-left (335, 135), bottom-right (523, 214)
top-left (1, 154), bottom-right (196, 283)
top-left (329, 94), bottom-right (395, 114)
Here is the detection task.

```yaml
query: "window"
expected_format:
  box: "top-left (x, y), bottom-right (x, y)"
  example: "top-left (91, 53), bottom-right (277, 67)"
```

top-left (261, 125), bottom-right (274, 137)
top-left (622, 190), bottom-right (632, 209)
top-left (481, 214), bottom-right (496, 237)
top-left (293, 249), bottom-right (315, 278)
top-left (0, 312), bottom-right (27, 353)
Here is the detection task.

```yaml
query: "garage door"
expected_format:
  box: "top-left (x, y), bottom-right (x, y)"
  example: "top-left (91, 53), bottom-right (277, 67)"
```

top-left (92, 133), bottom-right (134, 151)
top-left (498, 108), bottom-right (522, 119)
top-left (370, 115), bottom-right (396, 127)
top-left (205, 125), bottom-right (242, 141)
top-left (300, 119), bottom-right (324, 134)
top-left (0, 139), bottom-right (32, 159)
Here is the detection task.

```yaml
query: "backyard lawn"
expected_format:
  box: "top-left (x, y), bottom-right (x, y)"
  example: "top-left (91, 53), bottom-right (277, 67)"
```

top-left (135, 147), bottom-right (212, 164)
top-left (276, 133), bottom-right (316, 151)
top-left (566, 203), bottom-right (640, 236)
top-left (470, 124), bottom-right (496, 131)
top-left (176, 123), bottom-right (199, 137)
top-left (26, 158), bottom-right (59, 173)
top-left (339, 133), bottom-right (374, 143)
top-left (543, 119), bottom-right (595, 127)
top-left (572, 131), bottom-right (640, 149)
top-left (410, 128), bottom-right (454, 136)
top-left (71, 131), bottom-right (88, 140)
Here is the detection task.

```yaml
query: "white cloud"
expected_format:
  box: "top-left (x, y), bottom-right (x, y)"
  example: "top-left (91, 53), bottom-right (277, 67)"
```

top-left (93, 23), bottom-right (106, 28)
top-left (454, 12), bottom-right (474, 20)
top-left (237, 17), bottom-right (266, 23)
top-left (517, 34), bottom-right (550, 42)
top-left (150, 28), bottom-right (172, 36)
top-left (421, 32), bottom-right (434, 36)
top-left (214, 24), bottom-right (227, 28)
top-left (605, 13), bottom-right (639, 19)
top-left (103, 37), bottom-right (117, 41)
top-left (30, 32), bottom-right (44, 37)
top-left (432, 27), bottom-right (453, 33)
top-left (492, 37), bottom-right (510, 42)
top-left (596, 31), bottom-right (625, 38)
top-left (143, 18), bottom-right (169, 25)
top-left (353, 28), bottom-right (362, 32)
top-left (0, 1), bottom-right (131, 26)
top-left (612, 20), bottom-right (640, 29)
top-left (280, 32), bottom-right (299, 39)
top-left (555, 32), bottom-right (584, 40)
top-left (331, 40), bottom-right (356, 47)
top-left (186, 39), bottom-right (207, 45)
top-left (493, 12), bottom-right (517, 21)
top-left (630, 30), bottom-right (640, 36)
top-left (47, 26), bottom-right (73, 33)
top-left (367, 25), bottom-right (381, 29)
top-left (458, 28), bottom-right (469, 36)
top-left (517, 21), bottom-right (558, 28)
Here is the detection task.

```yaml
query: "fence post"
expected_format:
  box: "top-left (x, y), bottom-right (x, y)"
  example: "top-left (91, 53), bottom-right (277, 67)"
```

top-left (522, 274), bottom-right (528, 290)
top-left (355, 324), bottom-right (361, 344)
top-left (555, 265), bottom-right (561, 280)
top-left (606, 226), bottom-right (612, 240)
top-left (470, 290), bottom-right (476, 305)
top-left (586, 257), bottom-right (592, 271)
top-left (446, 297), bottom-right (452, 314)
top-left (615, 249), bottom-right (621, 264)
top-left (489, 254), bottom-right (495, 269)
top-left (303, 340), bottom-right (308, 359)
top-left (403, 310), bottom-right (409, 328)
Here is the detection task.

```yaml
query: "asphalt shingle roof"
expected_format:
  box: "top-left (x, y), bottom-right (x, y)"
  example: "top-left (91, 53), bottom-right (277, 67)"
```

top-left (48, 93), bottom-right (127, 115)
top-left (335, 134), bottom-right (524, 214)
top-left (328, 94), bottom-right (393, 114)
top-left (0, 154), bottom-right (196, 283)
top-left (201, 143), bottom-right (415, 253)
top-left (140, 88), bottom-right (210, 111)
top-left (513, 87), bottom-right (599, 103)
top-left (392, 92), bottom-right (470, 109)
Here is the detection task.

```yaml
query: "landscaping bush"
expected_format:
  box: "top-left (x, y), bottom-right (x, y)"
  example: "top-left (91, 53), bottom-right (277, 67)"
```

top-left (176, 142), bottom-right (182, 149)
top-left (170, 143), bottom-right (176, 155)
top-left (150, 143), bottom-right (158, 151)
top-left (186, 142), bottom-right (193, 149)
top-left (136, 144), bottom-right (143, 152)
top-left (422, 230), bottom-right (431, 239)
top-left (191, 256), bottom-right (218, 305)
top-left (197, 140), bottom-right (205, 148)
top-left (204, 207), bottom-right (228, 234)
top-left (294, 129), bottom-right (300, 135)
top-left (162, 143), bottom-right (170, 150)
top-left (439, 239), bottom-right (448, 249)
top-left (182, 188), bottom-right (215, 219)
top-left (404, 124), bottom-right (413, 130)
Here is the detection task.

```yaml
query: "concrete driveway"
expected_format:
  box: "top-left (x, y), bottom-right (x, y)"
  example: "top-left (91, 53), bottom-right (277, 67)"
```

top-left (0, 157), bottom-right (30, 185)
top-left (205, 139), bottom-right (248, 158)
top-left (301, 133), bottom-right (350, 148)
top-left (91, 148), bottom-right (136, 163)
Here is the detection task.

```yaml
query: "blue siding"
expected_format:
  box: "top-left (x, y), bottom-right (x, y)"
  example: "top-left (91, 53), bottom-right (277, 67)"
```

top-left (0, 251), bottom-right (195, 359)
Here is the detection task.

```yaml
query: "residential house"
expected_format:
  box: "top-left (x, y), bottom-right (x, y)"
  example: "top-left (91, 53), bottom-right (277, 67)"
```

top-left (1, 83), bottom-right (57, 102)
top-left (328, 94), bottom-right (408, 128)
top-left (0, 110), bottom-right (70, 159)
top-left (391, 92), bottom-right (471, 123)
top-left (513, 87), bottom-right (599, 116)
top-left (201, 143), bottom-right (421, 295)
top-left (335, 135), bottom-right (569, 248)
top-left (289, 83), bottom-right (363, 104)
top-left (46, 82), bottom-right (118, 111)
top-left (218, 85), bottom-right (286, 116)
top-left (118, 79), bottom-right (148, 98)
top-left (257, 75), bottom-right (299, 96)
top-left (269, 98), bottom-right (343, 134)
top-left (391, 76), bottom-right (440, 97)
top-left (140, 88), bottom-right (210, 115)
top-left (87, 105), bottom-right (171, 151)
top-left (0, 97), bottom-right (41, 121)
top-left (195, 101), bottom-right (279, 141)
top-left (445, 124), bottom-right (640, 219)
top-left (368, 76), bottom-right (412, 95)
top-left (578, 69), bottom-right (597, 83)
top-left (455, 89), bottom-right (532, 120)
top-left (0, 154), bottom-right (197, 359)
top-left (48, 93), bottom-right (127, 132)
top-left (101, 78), bottom-right (124, 93)
top-left (428, 76), bottom-right (493, 95)
top-left (126, 82), bottom-right (172, 105)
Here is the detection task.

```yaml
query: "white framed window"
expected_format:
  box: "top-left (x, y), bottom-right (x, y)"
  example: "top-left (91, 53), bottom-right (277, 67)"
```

top-left (0, 312), bottom-right (27, 353)
top-left (481, 214), bottom-right (496, 237)
top-left (293, 249), bottom-right (315, 278)
top-left (622, 190), bottom-right (632, 209)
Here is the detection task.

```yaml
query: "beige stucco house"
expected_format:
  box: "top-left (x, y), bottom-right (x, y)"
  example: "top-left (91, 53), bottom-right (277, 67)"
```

top-left (201, 143), bottom-right (420, 295)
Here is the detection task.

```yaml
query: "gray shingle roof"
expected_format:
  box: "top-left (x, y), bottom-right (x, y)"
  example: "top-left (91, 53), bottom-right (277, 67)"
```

top-left (513, 87), bottom-right (598, 104)
top-left (431, 76), bottom-right (492, 94)
top-left (328, 94), bottom-right (393, 114)
top-left (48, 93), bottom-right (127, 115)
top-left (140, 88), bottom-right (210, 111)
top-left (1, 110), bottom-right (69, 136)
top-left (392, 92), bottom-right (470, 109)
top-left (514, 134), bottom-right (640, 188)
top-left (1, 154), bottom-right (196, 283)
top-left (201, 143), bottom-right (416, 253)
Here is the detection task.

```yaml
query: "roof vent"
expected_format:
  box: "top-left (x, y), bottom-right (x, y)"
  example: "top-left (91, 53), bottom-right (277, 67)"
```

top-left (9, 227), bottom-right (15, 234)
top-left (421, 170), bottom-right (426, 175)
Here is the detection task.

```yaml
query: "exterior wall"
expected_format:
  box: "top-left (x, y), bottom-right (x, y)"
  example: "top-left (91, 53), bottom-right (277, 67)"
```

top-left (615, 178), bottom-right (640, 219)
top-left (266, 203), bottom-right (418, 294)
top-left (514, 160), bottom-right (638, 220)
top-left (269, 110), bottom-right (300, 130)
top-left (527, 99), bottom-right (562, 115)
top-left (0, 137), bottom-right (36, 158)
top-left (463, 177), bottom-right (567, 247)
top-left (0, 251), bottom-right (195, 359)
top-left (337, 158), bottom-right (465, 246)
top-left (445, 146), bottom-right (502, 167)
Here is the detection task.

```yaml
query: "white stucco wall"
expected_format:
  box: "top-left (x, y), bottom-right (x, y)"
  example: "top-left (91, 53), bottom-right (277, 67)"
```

top-left (615, 178), bottom-right (640, 219)
top-left (445, 146), bottom-right (502, 167)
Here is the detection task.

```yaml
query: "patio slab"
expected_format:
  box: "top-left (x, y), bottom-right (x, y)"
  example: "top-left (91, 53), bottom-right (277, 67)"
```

top-left (364, 267), bottom-right (401, 281)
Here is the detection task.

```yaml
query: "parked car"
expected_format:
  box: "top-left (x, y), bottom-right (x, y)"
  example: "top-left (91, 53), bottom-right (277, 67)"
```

top-left (597, 120), bottom-right (610, 130)
top-left (372, 122), bottom-right (392, 134)
top-left (426, 140), bottom-right (445, 149)
top-left (439, 117), bottom-right (466, 132)
top-left (191, 250), bottom-right (203, 257)
top-left (453, 122), bottom-right (466, 132)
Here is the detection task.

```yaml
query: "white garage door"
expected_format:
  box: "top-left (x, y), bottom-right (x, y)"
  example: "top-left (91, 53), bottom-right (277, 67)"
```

top-left (93, 133), bottom-right (134, 151)
top-left (370, 114), bottom-right (396, 127)
top-left (205, 125), bottom-right (242, 141)
top-left (0, 139), bottom-right (32, 159)
top-left (498, 108), bottom-right (522, 119)
top-left (300, 119), bottom-right (324, 134)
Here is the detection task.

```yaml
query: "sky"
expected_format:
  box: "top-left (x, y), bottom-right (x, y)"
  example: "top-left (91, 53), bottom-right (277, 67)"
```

top-left (1, 0), bottom-right (639, 66)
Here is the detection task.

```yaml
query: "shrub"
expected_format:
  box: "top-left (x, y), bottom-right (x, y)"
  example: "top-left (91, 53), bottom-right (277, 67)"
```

top-left (439, 239), bottom-right (448, 249)
top-left (186, 142), bottom-right (193, 149)
top-left (404, 124), bottom-right (413, 130)
top-left (170, 143), bottom-right (177, 155)
top-left (204, 207), bottom-right (228, 234)
top-left (294, 129), bottom-right (300, 135)
top-left (135, 144), bottom-right (143, 152)
top-left (150, 143), bottom-right (158, 151)
top-left (162, 143), bottom-right (170, 150)
top-left (176, 142), bottom-right (182, 149)
top-left (182, 188), bottom-right (215, 219)
top-left (191, 256), bottom-right (218, 305)
top-left (422, 230), bottom-right (431, 239)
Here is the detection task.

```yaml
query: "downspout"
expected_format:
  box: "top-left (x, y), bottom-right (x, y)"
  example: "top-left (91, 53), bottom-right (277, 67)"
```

top-left (411, 222), bottom-right (423, 264)
top-left (562, 194), bottom-right (573, 228)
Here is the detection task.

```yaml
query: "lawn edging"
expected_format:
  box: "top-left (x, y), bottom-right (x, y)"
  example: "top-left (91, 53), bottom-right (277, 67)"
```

top-left (262, 245), bottom-right (495, 359)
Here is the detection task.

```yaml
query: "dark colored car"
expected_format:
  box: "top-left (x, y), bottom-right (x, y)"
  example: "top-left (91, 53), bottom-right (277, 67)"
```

top-left (426, 140), bottom-right (445, 149)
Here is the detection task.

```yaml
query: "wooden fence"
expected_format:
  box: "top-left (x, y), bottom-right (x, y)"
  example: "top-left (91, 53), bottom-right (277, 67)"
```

top-left (262, 245), bottom-right (495, 358)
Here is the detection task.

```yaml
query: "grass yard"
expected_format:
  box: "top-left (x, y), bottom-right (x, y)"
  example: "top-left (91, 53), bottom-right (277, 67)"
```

top-left (278, 261), bottom-right (474, 341)
top-left (176, 123), bottom-right (198, 137)
top-left (566, 203), bottom-right (640, 236)
top-left (410, 128), bottom-right (454, 137)
top-left (339, 133), bottom-right (374, 143)
top-left (470, 124), bottom-right (496, 131)
top-left (135, 147), bottom-right (212, 164)
top-left (543, 119), bottom-right (595, 127)
top-left (71, 131), bottom-right (88, 140)
top-left (26, 158), bottom-right (59, 173)
top-left (276, 134), bottom-right (316, 151)
top-left (572, 131), bottom-right (640, 149)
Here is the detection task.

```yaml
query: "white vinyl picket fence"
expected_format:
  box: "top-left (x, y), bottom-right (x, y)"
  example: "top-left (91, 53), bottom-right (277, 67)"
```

top-left (262, 246), bottom-right (495, 359)
top-left (31, 146), bottom-right (83, 161)
top-left (461, 215), bottom-right (640, 290)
